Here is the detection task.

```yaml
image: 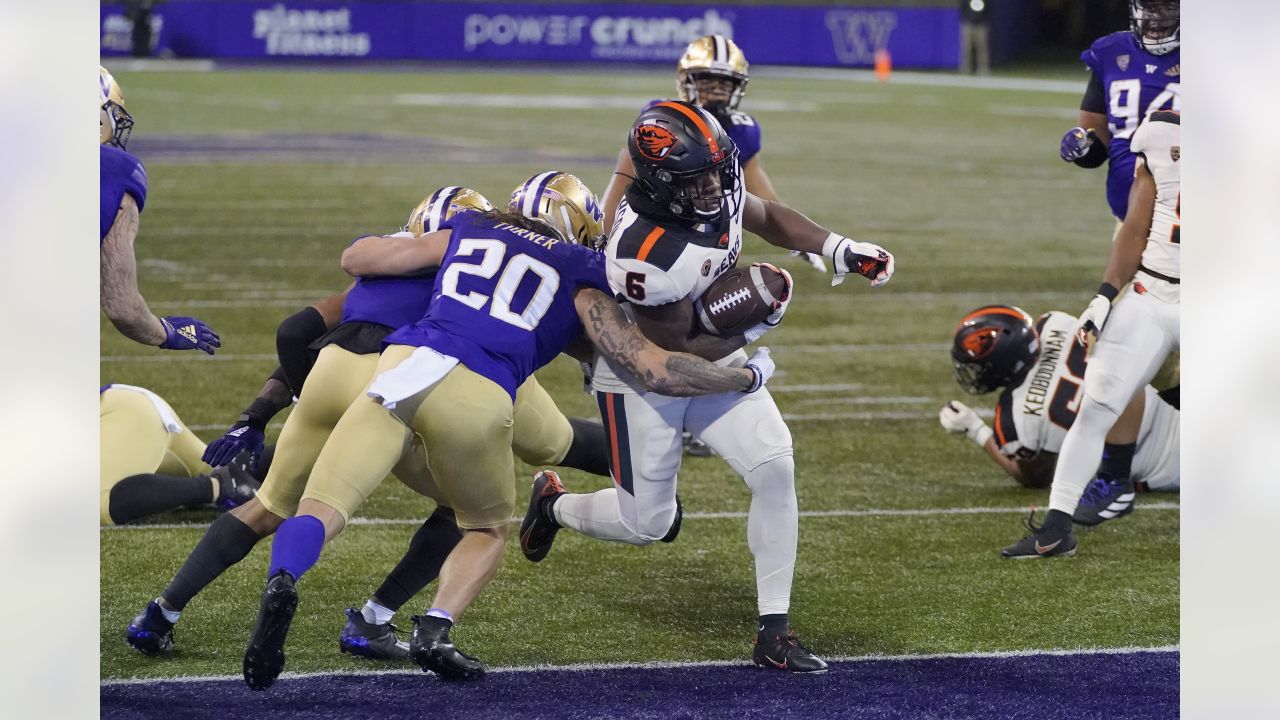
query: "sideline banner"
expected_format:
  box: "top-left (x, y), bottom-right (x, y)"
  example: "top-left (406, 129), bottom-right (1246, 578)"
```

top-left (101, 2), bottom-right (960, 69)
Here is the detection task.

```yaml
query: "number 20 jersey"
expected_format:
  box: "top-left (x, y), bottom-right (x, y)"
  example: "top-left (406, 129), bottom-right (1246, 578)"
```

top-left (384, 212), bottom-right (611, 401)
top-left (1081, 31), bottom-right (1179, 219)
top-left (993, 311), bottom-right (1179, 489)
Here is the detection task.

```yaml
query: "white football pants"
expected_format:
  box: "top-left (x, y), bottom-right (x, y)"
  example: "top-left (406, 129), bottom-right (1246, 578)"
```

top-left (554, 387), bottom-right (797, 615)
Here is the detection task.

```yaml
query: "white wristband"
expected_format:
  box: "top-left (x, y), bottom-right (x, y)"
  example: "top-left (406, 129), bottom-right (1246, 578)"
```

top-left (821, 232), bottom-right (845, 262)
top-left (969, 424), bottom-right (994, 448)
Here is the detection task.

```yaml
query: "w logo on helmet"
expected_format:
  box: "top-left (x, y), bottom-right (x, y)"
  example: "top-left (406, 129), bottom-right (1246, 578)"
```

top-left (635, 123), bottom-right (678, 161)
top-left (961, 328), bottom-right (999, 360)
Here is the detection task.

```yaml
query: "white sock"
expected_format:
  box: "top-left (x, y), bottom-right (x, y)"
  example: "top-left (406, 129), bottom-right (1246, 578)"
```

top-left (554, 488), bottom-right (648, 545)
top-left (362, 600), bottom-right (395, 626)
top-left (1048, 394), bottom-right (1121, 515)
top-left (744, 456), bottom-right (797, 616)
top-left (156, 598), bottom-right (181, 624)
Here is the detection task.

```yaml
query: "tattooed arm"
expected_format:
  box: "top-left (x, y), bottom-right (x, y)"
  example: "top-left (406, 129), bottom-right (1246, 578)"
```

top-left (574, 288), bottom-right (757, 396)
top-left (100, 194), bottom-right (167, 345)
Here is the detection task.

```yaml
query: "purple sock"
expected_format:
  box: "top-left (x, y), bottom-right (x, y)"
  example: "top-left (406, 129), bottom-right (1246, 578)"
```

top-left (268, 515), bottom-right (326, 581)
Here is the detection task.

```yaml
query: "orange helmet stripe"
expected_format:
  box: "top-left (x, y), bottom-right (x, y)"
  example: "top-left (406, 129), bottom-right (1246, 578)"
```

top-left (955, 306), bottom-right (1028, 333)
top-left (655, 101), bottom-right (719, 154)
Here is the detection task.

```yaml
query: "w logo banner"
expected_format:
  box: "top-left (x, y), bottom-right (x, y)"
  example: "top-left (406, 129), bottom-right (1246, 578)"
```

top-left (824, 10), bottom-right (897, 65)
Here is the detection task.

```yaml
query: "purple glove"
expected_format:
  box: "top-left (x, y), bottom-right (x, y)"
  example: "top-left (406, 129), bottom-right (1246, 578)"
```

top-left (159, 315), bottom-right (221, 354)
top-left (1059, 127), bottom-right (1095, 162)
top-left (202, 421), bottom-right (265, 469)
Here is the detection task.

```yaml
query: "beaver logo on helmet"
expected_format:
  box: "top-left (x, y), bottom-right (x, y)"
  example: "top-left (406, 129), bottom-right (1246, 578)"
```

top-left (960, 329), bottom-right (999, 361)
top-left (635, 124), bottom-right (678, 161)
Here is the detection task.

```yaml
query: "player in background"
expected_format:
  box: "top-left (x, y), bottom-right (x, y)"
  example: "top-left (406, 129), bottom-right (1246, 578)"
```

top-left (239, 175), bottom-right (775, 689)
top-left (939, 305), bottom-right (1178, 508)
top-left (101, 385), bottom-right (262, 526)
top-left (520, 101), bottom-right (895, 674)
top-left (1004, 110), bottom-right (1180, 559)
top-left (100, 66), bottom-right (220, 354)
top-left (124, 186), bottom-right (611, 658)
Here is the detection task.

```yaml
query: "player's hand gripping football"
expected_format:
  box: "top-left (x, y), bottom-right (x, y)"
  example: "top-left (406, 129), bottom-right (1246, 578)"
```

top-left (202, 421), bottom-right (266, 469)
top-left (744, 347), bottom-right (776, 393)
top-left (743, 263), bottom-right (793, 343)
top-left (1076, 284), bottom-right (1118, 353)
top-left (159, 315), bottom-right (221, 355)
top-left (1059, 127), bottom-right (1098, 163)
top-left (822, 235), bottom-right (894, 288)
top-left (939, 400), bottom-right (993, 447)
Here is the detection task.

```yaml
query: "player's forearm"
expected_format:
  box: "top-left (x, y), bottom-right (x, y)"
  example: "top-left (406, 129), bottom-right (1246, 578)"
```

top-left (103, 296), bottom-right (166, 345)
top-left (681, 331), bottom-right (749, 362)
top-left (645, 351), bottom-right (753, 396)
top-left (238, 374), bottom-right (294, 428)
top-left (1102, 225), bottom-right (1148, 290)
top-left (982, 437), bottom-right (1024, 483)
top-left (745, 199), bottom-right (829, 254)
top-left (341, 235), bottom-right (431, 277)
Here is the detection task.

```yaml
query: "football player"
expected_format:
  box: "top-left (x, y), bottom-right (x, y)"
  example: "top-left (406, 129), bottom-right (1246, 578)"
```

top-left (101, 384), bottom-right (261, 525)
top-left (1004, 110), bottom-right (1180, 559)
top-left (939, 305), bottom-right (1179, 505)
top-left (239, 173), bottom-right (775, 688)
top-left (600, 35), bottom-right (826, 273)
top-left (100, 66), bottom-right (220, 354)
top-left (519, 101), bottom-right (895, 674)
top-left (124, 186), bottom-right (613, 658)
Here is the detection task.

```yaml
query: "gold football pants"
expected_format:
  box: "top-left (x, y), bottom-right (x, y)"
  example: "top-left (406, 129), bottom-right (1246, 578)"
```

top-left (99, 388), bottom-right (209, 525)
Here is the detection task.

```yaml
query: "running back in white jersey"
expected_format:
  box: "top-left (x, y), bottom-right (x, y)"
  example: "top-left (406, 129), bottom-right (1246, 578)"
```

top-left (593, 185), bottom-right (746, 394)
top-left (993, 311), bottom-right (1179, 487)
top-left (1130, 110), bottom-right (1181, 281)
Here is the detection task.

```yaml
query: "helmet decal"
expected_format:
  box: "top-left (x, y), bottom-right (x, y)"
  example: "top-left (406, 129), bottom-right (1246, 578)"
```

top-left (634, 124), bottom-right (678, 161)
top-left (960, 328), bottom-right (999, 360)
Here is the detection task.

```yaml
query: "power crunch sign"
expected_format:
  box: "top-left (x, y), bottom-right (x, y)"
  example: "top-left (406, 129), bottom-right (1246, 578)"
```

top-left (101, 2), bottom-right (959, 68)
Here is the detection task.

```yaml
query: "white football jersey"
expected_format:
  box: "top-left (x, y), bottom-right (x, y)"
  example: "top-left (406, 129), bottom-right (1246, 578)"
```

top-left (1130, 111), bottom-right (1181, 281)
top-left (993, 311), bottom-right (1178, 486)
top-left (592, 186), bottom-right (746, 394)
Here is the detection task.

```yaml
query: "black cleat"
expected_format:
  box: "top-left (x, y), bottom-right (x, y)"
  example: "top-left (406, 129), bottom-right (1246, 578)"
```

top-left (1001, 510), bottom-right (1078, 559)
top-left (125, 600), bottom-right (175, 656)
top-left (243, 570), bottom-right (298, 691)
top-left (682, 431), bottom-right (715, 457)
top-left (1072, 476), bottom-right (1136, 526)
top-left (338, 608), bottom-right (409, 660)
top-left (214, 450), bottom-right (261, 511)
top-left (519, 470), bottom-right (565, 562)
top-left (410, 615), bottom-right (485, 681)
top-left (660, 495), bottom-right (683, 543)
top-left (752, 628), bottom-right (828, 674)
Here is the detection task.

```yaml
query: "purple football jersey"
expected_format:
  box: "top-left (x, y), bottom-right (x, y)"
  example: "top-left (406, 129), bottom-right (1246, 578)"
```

top-left (100, 145), bottom-right (148, 243)
top-left (385, 213), bottom-right (610, 400)
top-left (1081, 32), bottom-right (1180, 219)
top-left (341, 271), bottom-right (438, 330)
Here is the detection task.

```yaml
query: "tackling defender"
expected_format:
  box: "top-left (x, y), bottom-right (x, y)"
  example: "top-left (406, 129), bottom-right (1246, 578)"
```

top-left (100, 66), bottom-right (220, 354)
top-left (1004, 110), bottom-right (1180, 558)
top-left (520, 101), bottom-right (895, 674)
top-left (240, 174), bottom-right (775, 689)
top-left (940, 305), bottom-right (1179, 515)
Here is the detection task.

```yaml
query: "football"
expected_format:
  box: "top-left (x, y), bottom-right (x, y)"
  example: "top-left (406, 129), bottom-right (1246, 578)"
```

top-left (694, 263), bottom-right (790, 335)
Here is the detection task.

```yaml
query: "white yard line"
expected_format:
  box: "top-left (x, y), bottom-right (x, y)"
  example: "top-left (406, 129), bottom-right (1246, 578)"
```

top-left (755, 66), bottom-right (1085, 94)
top-left (101, 502), bottom-right (1179, 531)
top-left (101, 644), bottom-right (1178, 686)
top-left (394, 93), bottom-right (814, 112)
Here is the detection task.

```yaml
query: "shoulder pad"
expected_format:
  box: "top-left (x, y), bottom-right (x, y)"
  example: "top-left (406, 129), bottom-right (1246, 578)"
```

top-left (612, 219), bottom-right (686, 273)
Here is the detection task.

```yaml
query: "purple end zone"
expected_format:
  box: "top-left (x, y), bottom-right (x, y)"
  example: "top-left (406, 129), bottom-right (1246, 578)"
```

top-left (102, 649), bottom-right (1177, 720)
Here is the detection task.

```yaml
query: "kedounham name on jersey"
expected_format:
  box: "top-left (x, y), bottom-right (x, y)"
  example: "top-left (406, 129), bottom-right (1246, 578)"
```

top-left (100, 144), bottom-right (148, 243)
top-left (1081, 31), bottom-right (1179, 219)
top-left (385, 212), bottom-right (610, 400)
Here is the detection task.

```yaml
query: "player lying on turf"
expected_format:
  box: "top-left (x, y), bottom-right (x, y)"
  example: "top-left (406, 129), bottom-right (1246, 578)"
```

top-left (100, 65), bottom-right (220, 355)
top-left (520, 101), bottom-right (895, 675)
top-left (101, 385), bottom-right (262, 525)
top-left (1003, 110), bottom-right (1181, 559)
top-left (240, 173), bottom-right (775, 689)
top-left (940, 305), bottom-right (1179, 515)
top-left (125, 186), bottom-right (612, 657)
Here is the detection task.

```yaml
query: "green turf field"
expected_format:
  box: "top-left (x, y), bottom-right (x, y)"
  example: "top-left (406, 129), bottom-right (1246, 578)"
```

top-left (99, 65), bottom-right (1177, 680)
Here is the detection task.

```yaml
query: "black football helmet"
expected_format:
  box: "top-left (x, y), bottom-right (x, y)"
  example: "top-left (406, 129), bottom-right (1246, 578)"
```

top-left (951, 305), bottom-right (1040, 395)
top-left (626, 100), bottom-right (741, 224)
top-left (1130, 0), bottom-right (1179, 56)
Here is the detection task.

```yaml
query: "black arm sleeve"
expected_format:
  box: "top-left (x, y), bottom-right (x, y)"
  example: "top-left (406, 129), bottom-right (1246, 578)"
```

top-left (276, 306), bottom-right (328, 397)
top-left (1080, 72), bottom-right (1106, 114)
